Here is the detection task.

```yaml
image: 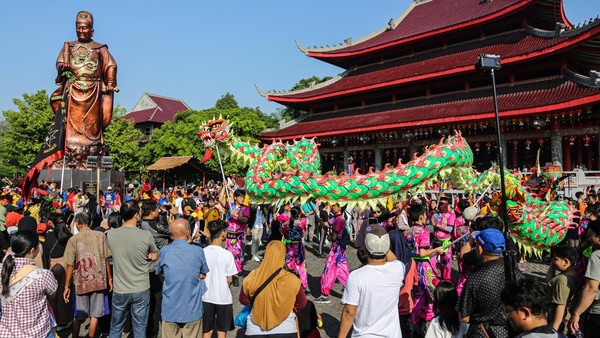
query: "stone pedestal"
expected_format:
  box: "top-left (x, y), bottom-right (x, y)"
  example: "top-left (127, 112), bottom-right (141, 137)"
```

top-left (38, 169), bottom-right (125, 194)
top-left (374, 148), bottom-right (383, 171)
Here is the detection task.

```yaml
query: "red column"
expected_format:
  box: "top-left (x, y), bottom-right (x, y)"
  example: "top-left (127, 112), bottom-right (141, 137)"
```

top-left (576, 136), bottom-right (583, 168)
top-left (563, 138), bottom-right (572, 170)
top-left (511, 140), bottom-right (519, 168)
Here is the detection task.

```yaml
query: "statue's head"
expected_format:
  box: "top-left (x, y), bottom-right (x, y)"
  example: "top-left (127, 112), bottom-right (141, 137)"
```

top-left (198, 117), bottom-right (233, 149)
top-left (76, 11), bottom-right (94, 42)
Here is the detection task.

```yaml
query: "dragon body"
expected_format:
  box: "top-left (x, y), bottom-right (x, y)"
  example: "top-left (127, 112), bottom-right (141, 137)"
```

top-left (199, 118), bottom-right (576, 254)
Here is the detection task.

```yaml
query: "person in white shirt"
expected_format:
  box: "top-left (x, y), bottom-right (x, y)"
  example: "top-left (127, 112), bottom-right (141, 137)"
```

top-left (251, 205), bottom-right (264, 262)
top-left (202, 220), bottom-right (238, 338)
top-left (174, 191), bottom-right (184, 216)
top-left (338, 224), bottom-right (405, 338)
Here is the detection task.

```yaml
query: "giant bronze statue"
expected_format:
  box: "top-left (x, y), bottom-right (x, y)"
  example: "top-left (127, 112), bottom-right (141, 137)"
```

top-left (51, 10), bottom-right (118, 166)
top-left (23, 11), bottom-right (118, 199)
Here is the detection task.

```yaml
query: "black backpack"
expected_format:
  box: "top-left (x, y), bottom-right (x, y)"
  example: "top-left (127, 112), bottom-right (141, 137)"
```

top-left (338, 226), bottom-right (351, 249)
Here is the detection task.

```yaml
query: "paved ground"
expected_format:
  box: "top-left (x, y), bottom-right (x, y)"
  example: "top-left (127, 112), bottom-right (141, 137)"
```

top-left (66, 241), bottom-right (551, 337)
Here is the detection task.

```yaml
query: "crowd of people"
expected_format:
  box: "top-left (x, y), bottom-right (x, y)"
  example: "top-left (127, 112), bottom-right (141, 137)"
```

top-left (0, 181), bottom-right (598, 338)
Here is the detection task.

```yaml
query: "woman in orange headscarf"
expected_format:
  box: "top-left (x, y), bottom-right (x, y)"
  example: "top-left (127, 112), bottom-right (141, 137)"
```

top-left (239, 241), bottom-right (307, 337)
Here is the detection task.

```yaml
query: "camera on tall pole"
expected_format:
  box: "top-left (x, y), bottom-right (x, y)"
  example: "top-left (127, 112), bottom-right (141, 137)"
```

top-left (475, 54), bottom-right (517, 283)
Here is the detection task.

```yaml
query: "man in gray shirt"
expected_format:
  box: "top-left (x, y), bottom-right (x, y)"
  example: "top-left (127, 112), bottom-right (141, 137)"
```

top-left (107, 200), bottom-right (158, 338)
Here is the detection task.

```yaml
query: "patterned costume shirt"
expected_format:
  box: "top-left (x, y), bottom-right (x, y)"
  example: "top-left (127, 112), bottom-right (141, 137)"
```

top-left (63, 228), bottom-right (112, 294)
top-left (0, 257), bottom-right (58, 337)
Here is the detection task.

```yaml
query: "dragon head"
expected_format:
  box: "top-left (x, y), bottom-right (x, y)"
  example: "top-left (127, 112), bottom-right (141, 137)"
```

top-left (198, 118), bottom-right (233, 149)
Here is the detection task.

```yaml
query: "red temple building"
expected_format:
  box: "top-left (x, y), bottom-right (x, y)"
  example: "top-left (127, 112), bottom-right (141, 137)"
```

top-left (258, 0), bottom-right (600, 173)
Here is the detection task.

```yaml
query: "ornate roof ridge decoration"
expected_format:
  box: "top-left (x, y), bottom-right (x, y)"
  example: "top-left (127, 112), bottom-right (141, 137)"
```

top-left (298, 1), bottom-right (418, 54)
top-left (257, 74), bottom-right (346, 98)
top-left (560, 15), bottom-right (600, 37)
top-left (565, 69), bottom-right (600, 88)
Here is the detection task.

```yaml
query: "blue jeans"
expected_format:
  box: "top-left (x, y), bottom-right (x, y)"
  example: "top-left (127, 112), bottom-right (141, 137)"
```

top-left (110, 290), bottom-right (150, 338)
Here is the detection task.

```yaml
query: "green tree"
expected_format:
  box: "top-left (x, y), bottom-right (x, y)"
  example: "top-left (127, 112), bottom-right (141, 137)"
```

top-left (277, 75), bottom-right (333, 121)
top-left (0, 90), bottom-right (53, 178)
top-left (215, 92), bottom-right (239, 110)
top-left (103, 114), bottom-right (143, 172)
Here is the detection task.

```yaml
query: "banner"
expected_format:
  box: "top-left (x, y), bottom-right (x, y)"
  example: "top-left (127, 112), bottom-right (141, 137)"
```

top-left (22, 95), bottom-right (67, 200)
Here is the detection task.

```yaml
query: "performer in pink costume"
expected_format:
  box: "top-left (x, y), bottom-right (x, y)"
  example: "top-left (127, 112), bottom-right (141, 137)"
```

top-left (219, 187), bottom-right (250, 274)
top-left (315, 203), bottom-right (349, 303)
top-left (403, 203), bottom-right (445, 336)
top-left (280, 207), bottom-right (309, 289)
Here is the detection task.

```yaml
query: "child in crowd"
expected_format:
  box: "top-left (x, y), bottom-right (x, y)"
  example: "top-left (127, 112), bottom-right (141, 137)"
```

top-left (202, 220), bottom-right (238, 338)
top-left (425, 281), bottom-right (468, 338)
top-left (501, 278), bottom-right (567, 338)
top-left (545, 245), bottom-right (578, 334)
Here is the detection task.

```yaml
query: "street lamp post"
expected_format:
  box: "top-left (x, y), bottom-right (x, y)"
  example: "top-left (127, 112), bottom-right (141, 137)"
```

top-left (475, 54), bottom-right (517, 283)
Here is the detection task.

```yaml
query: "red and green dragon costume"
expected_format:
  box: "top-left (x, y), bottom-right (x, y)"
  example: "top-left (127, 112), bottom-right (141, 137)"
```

top-left (199, 118), bottom-right (577, 255)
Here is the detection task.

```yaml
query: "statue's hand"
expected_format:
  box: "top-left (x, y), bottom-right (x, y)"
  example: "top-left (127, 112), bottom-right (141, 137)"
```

top-left (60, 63), bottom-right (71, 73)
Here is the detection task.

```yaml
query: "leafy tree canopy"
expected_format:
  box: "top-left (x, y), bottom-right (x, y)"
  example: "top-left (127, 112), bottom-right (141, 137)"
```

top-left (277, 75), bottom-right (332, 121)
top-left (215, 92), bottom-right (239, 110)
top-left (0, 90), bottom-right (53, 178)
top-left (104, 111), bottom-right (143, 173)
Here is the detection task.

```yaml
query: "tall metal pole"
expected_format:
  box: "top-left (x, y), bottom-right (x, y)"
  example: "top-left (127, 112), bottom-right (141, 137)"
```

top-left (491, 69), bottom-right (509, 231)
top-left (491, 68), bottom-right (517, 284)
top-left (60, 154), bottom-right (66, 192)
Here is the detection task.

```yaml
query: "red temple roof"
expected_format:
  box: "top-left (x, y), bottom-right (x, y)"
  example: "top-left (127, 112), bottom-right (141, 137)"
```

top-left (267, 25), bottom-right (600, 105)
top-left (302, 0), bottom-right (535, 59)
top-left (260, 75), bottom-right (600, 141)
top-left (123, 93), bottom-right (191, 125)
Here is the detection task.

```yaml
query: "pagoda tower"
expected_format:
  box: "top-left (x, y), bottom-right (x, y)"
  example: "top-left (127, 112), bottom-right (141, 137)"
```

top-left (258, 0), bottom-right (600, 173)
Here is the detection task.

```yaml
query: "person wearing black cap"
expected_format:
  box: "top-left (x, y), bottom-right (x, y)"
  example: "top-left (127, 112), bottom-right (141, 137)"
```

top-left (458, 228), bottom-right (522, 338)
top-left (338, 225), bottom-right (405, 338)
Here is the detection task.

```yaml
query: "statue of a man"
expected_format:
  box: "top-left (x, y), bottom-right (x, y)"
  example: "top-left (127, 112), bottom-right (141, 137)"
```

top-left (51, 11), bottom-right (117, 167)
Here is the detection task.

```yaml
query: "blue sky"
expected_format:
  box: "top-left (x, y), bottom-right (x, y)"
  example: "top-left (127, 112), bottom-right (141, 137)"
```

top-left (1, 0), bottom-right (598, 117)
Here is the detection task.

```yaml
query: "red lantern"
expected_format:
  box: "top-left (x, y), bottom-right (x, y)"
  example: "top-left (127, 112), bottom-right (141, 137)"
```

top-left (538, 138), bottom-right (545, 146)
top-left (569, 136), bottom-right (576, 146)
top-left (474, 142), bottom-right (480, 152)
top-left (512, 140), bottom-right (519, 150)
top-left (525, 139), bottom-right (531, 150)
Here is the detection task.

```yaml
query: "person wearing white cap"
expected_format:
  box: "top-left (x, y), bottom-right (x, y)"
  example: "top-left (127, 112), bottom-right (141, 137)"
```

top-left (338, 224), bottom-right (405, 338)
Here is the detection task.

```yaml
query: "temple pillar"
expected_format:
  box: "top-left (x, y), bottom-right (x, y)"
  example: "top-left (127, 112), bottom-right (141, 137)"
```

top-left (510, 140), bottom-right (519, 169)
top-left (499, 137), bottom-right (508, 169)
top-left (598, 133), bottom-right (600, 170)
top-left (374, 147), bottom-right (383, 171)
top-left (550, 133), bottom-right (563, 166)
top-left (576, 136), bottom-right (583, 168)
top-left (563, 138), bottom-right (572, 170)
top-left (343, 151), bottom-right (350, 173)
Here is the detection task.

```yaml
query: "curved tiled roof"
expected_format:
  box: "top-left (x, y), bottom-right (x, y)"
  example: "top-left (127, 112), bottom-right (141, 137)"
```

top-left (123, 93), bottom-right (191, 124)
top-left (123, 108), bottom-right (157, 124)
top-left (260, 76), bottom-right (600, 140)
top-left (304, 0), bottom-right (534, 57)
top-left (268, 25), bottom-right (600, 103)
